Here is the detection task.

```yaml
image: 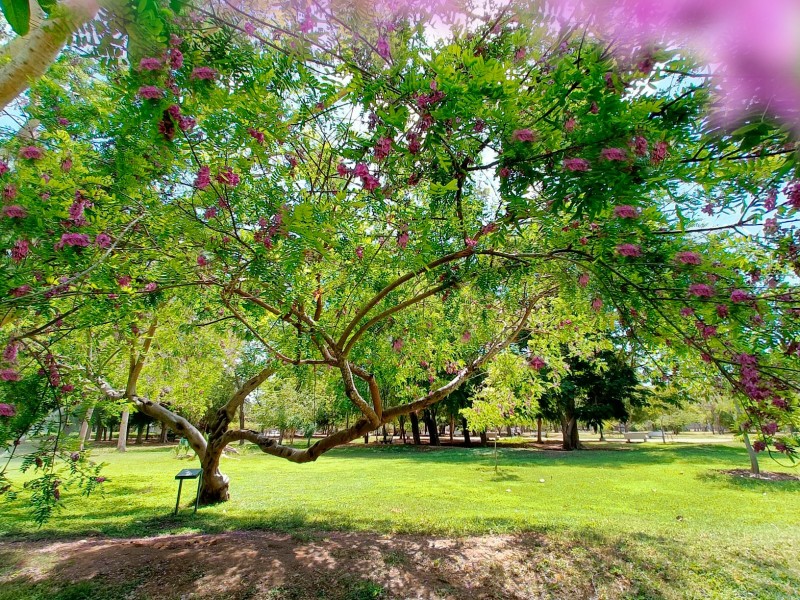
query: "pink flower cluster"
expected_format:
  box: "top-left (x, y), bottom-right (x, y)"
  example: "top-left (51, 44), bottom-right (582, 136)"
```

top-left (529, 356), bottom-right (546, 370)
top-left (139, 57), bottom-right (162, 71)
top-left (374, 136), bottom-right (393, 161)
top-left (55, 233), bottom-right (91, 250)
top-left (19, 146), bottom-right (44, 160)
top-left (688, 283), bottom-right (714, 298)
top-left (512, 128), bottom-right (537, 142)
top-left (600, 147), bottom-right (627, 161)
top-left (194, 166), bottom-right (212, 190)
top-left (613, 205), bottom-right (638, 219)
top-left (350, 163), bottom-right (380, 191)
top-left (216, 167), bottom-right (240, 187)
top-left (675, 251), bottom-right (701, 265)
top-left (0, 403), bottom-right (16, 416)
top-left (137, 86), bottom-right (163, 100)
top-left (616, 243), bottom-right (641, 257)
top-left (563, 158), bottom-right (590, 172)
top-left (191, 67), bottom-right (217, 81)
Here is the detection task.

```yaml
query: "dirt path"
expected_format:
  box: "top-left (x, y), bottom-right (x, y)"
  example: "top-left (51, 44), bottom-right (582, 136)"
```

top-left (0, 530), bottom-right (637, 599)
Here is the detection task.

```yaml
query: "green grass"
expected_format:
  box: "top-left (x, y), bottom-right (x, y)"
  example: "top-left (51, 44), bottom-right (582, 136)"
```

top-left (1, 441), bottom-right (799, 598)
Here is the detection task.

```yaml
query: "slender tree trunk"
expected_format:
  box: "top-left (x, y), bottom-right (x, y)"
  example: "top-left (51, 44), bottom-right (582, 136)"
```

top-left (536, 417), bottom-right (543, 443)
top-left (117, 410), bottom-right (129, 452)
top-left (239, 403), bottom-right (246, 446)
top-left (409, 411), bottom-right (421, 445)
top-left (449, 415), bottom-right (455, 442)
top-left (461, 416), bottom-right (471, 446)
top-left (79, 406), bottom-right (94, 451)
top-left (135, 424), bottom-right (144, 445)
top-left (479, 430), bottom-right (488, 445)
top-left (423, 409), bottom-right (439, 446)
top-left (145, 422), bottom-right (150, 441)
top-left (599, 424), bottom-right (605, 441)
top-left (742, 432), bottom-right (761, 477)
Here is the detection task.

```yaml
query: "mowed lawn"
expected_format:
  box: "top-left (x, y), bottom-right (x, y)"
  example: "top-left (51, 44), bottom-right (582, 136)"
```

top-left (1, 441), bottom-right (799, 598)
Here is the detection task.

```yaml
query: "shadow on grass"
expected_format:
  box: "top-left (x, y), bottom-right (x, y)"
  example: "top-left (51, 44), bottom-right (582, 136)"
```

top-left (696, 470), bottom-right (800, 491)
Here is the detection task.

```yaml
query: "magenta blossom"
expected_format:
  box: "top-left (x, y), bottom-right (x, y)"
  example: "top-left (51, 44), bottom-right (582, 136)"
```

top-left (564, 117), bottom-right (577, 132)
top-left (2, 184), bottom-right (16, 201)
top-left (631, 136), bottom-right (648, 156)
top-left (753, 440), bottom-right (766, 452)
top-left (118, 275), bottom-right (132, 287)
top-left (0, 160), bottom-right (8, 175)
top-left (55, 233), bottom-right (91, 250)
top-left (143, 282), bottom-right (158, 292)
top-left (613, 205), bottom-right (638, 219)
top-left (465, 237), bottom-right (478, 248)
top-left (0, 369), bottom-right (20, 382)
top-left (139, 57), bottom-right (162, 70)
top-left (499, 167), bottom-right (511, 178)
top-left (563, 158), bottom-right (591, 172)
top-left (3, 205), bottom-right (26, 219)
top-left (374, 136), bottom-right (393, 160)
top-left (675, 251), bottom-right (702, 265)
top-left (376, 36), bottom-right (391, 60)
top-left (197, 255), bottom-right (209, 267)
top-left (578, 273), bottom-right (590, 287)
top-left (204, 206), bottom-right (218, 219)
top-left (11, 239), bottom-right (29, 262)
top-left (529, 356), bottom-right (546, 370)
top-left (716, 304), bottom-right (729, 318)
top-left (392, 338), bottom-right (404, 352)
top-left (95, 233), bottom-right (112, 249)
top-left (616, 243), bottom-right (641, 257)
top-left (512, 128), bottom-right (537, 142)
top-left (336, 163), bottom-right (349, 177)
top-left (19, 146), bottom-right (44, 160)
top-left (591, 297), bottom-right (603, 311)
top-left (397, 230), bottom-right (409, 249)
top-left (600, 147), bottom-right (627, 161)
top-left (461, 330), bottom-right (472, 343)
top-left (194, 166), bottom-right (211, 190)
top-left (9, 285), bottom-right (31, 297)
top-left (191, 67), bottom-right (217, 80)
top-left (688, 283), bottom-right (714, 298)
top-left (353, 163), bottom-right (370, 178)
top-left (0, 403), bottom-right (15, 416)
top-left (216, 167), bottom-right (240, 187)
top-left (761, 422), bottom-right (779, 436)
top-left (355, 246), bottom-right (364, 260)
top-left (680, 307), bottom-right (694, 317)
top-left (248, 128), bottom-right (265, 144)
top-left (3, 341), bottom-right (20, 363)
top-left (651, 141), bottom-right (668, 164)
top-left (244, 21), bottom-right (256, 35)
top-left (730, 289), bottom-right (752, 303)
top-left (137, 86), bottom-right (163, 100)
top-left (169, 48), bottom-right (184, 70)
top-left (362, 174), bottom-right (380, 191)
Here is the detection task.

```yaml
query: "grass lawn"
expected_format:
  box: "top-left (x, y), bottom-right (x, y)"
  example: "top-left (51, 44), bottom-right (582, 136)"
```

top-left (1, 441), bottom-right (799, 599)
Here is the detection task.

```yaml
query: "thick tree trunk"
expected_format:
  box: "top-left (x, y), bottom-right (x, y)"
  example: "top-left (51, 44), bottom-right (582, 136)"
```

top-left (409, 411), bottom-right (421, 445)
top-left (479, 430), bottom-right (488, 445)
top-left (79, 406), bottom-right (94, 451)
top-left (561, 415), bottom-right (580, 451)
top-left (199, 441), bottom-right (230, 504)
top-left (117, 410), bottom-right (129, 452)
top-left (135, 424), bottom-right (144, 445)
top-left (159, 425), bottom-right (168, 443)
top-left (423, 409), bottom-right (440, 446)
top-left (461, 417), bottom-right (471, 446)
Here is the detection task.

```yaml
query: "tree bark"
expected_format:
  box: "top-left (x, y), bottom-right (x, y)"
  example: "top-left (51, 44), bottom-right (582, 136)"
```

top-left (135, 423), bottom-right (144, 445)
top-left (461, 416), bottom-right (471, 446)
top-left (239, 403), bottom-right (246, 446)
top-left (79, 406), bottom-right (94, 451)
top-left (479, 430), bottom-right (488, 445)
top-left (423, 408), bottom-right (439, 446)
top-left (159, 425), bottom-right (168, 443)
top-left (536, 416), bottom-right (543, 443)
top-left (117, 410), bottom-right (129, 452)
top-left (742, 432), bottom-right (761, 476)
top-left (561, 415), bottom-right (580, 451)
top-left (409, 411), bottom-right (421, 445)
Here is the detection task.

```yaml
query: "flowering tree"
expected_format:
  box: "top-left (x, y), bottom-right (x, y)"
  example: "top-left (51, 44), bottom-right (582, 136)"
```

top-left (1, 1), bottom-right (799, 507)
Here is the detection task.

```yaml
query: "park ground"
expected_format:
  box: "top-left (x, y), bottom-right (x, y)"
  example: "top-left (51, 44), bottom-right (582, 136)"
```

top-left (1, 437), bottom-right (799, 599)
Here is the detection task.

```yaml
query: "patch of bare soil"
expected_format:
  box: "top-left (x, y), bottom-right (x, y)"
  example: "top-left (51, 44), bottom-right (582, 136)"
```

top-left (0, 530), bottom-right (641, 600)
top-left (720, 469), bottom-right (800, 482)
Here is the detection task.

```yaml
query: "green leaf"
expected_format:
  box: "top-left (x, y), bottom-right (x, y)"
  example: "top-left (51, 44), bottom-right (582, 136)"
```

top-left (0, 0), bottom-right (30, 35)
top-left (36, 0), bottom-right (55, 15)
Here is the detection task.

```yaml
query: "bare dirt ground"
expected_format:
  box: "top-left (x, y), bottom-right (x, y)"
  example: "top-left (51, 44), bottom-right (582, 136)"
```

top-left (0, 530), bottom-right (642, 599)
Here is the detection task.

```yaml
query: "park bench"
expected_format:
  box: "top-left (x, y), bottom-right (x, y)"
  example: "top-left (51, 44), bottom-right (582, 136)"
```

top-left (624, 432), bottom-right (648, 443)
